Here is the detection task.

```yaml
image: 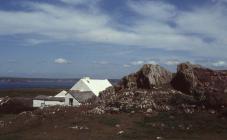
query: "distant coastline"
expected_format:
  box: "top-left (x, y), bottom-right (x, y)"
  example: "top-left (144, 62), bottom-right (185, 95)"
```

top-left (0, 77), bottom-right (79, 82)
top-left (0, 77), bottom-right (119, 89)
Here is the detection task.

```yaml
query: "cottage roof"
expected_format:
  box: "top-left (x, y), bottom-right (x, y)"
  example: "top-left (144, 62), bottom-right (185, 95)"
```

top-left (55, 90), bottom-right (67, 97)
top-left (70, 77), bottom-right (112, 96)
top-left (34, 95), bottom-right (65, 102)
top-left (68, 91), bottom-right (95, 103)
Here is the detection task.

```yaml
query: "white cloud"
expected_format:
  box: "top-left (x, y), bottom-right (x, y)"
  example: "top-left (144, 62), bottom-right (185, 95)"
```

top-left (127, 60), bottom-right (157, 67)
top-left (176, 5), bottom-right (227, 44)
top-left (213, 0), bottom-right (227, 3)
top-left (94, 61), bottom-right (109, 65)
top-left (60, 0), bottom-right (86, 5)
top-left (54, 58), bottom-right (70, 64)
top-left (0, 2), bottom-right (109, 39)
top-left (7, 60), bottom-right (17, 64)
top-left (0, 1), bottom-right (201, 51)
top-left (165, 60), bottom-right (181, 66)
top-left (124, 1), bottom-right (213, 51)
top-left (212, 60), bottom-right (226, 67)
top-left (26, 38), bottom-right (48, 45)
top-left (60, 0), bottom-right (100, 5)
top-left (123, 64), bottom-right (131, 68)
top-left (128, 0), bottom-right (176, 21)
top-left (0, 1), bottom-right (226, 59)
top-left (7, 70), bottom-right (14, 73)
top-left (127, 0), bottom-right (227, 57)
top-left (131, 61), bottom-right (144, 65)
top-left (146, 60), bottom-right (157, 65)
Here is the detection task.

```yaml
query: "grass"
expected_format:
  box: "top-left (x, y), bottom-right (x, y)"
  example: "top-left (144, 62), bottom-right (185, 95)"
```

top-left (119, 112), bottom-right (227, 140)
top-left (0, 114), bottom-right (17, 121)
top-left (1, 112), bottom-right (227, 140)
top-left (98, 115), bottom-right (121, 127)
top-left (0, 134), bottom-right (22, 140)
top-left (1, 88), bottom-right (227, 140)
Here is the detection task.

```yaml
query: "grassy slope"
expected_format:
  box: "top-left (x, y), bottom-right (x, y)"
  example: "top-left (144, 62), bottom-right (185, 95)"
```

top-left (1, 110), bottom-right (227, 140)
top-left (1, 89), bottom-right (227, 140)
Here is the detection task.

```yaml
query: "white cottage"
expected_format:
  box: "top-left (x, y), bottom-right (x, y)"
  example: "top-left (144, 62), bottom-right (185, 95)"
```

top-left (64, 77), bottom-right (112, 106)
top-left (33, 77), bottom-right (112, 107)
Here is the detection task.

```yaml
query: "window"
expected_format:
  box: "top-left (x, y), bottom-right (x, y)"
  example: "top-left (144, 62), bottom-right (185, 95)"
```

top-left (69, 98), bottom-right (73, 106)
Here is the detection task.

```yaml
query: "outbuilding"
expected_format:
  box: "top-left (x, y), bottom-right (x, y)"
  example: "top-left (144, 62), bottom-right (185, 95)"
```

top-left (33, 95), bottom-right (65, 108)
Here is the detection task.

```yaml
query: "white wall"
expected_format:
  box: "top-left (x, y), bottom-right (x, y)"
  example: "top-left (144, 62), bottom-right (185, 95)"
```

top-left (45, 101), bottom-right (65, 106)
top-left (65, 93), bottom-right (80, 106)
top-left (33, 100), bottom-right (45, 108)
top-left (33, 100), bottom-right (65, 108)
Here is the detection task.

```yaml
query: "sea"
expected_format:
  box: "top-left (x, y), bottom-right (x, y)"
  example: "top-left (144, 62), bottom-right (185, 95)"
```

top-left (0, 79), bottom-right (77, 89)
top-left (0, 78), bottom-right (119, 89)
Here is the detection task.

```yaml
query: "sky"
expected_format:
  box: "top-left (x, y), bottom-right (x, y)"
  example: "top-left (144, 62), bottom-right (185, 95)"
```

top-left (0, 0), bottom-right (227, 79)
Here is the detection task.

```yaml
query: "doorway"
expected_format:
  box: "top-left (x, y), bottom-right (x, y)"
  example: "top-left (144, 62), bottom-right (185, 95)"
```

top-left (69, 98), bottom-right (73, 106)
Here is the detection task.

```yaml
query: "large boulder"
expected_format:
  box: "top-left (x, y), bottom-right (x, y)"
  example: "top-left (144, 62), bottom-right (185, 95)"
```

top-left (171, 62), bottom-right (227, 108)
top-left (118, 64), bottom-right (172, 89)
top-left (171, 62), bottom-right (201, 94)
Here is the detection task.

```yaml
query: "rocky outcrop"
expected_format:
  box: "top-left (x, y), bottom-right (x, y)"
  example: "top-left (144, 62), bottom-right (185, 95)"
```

top-left (171, 62), bottom-right (227, 108)
top-left (118, 64), bottom-right (172, 89)
top-left (98, 64), bottom-right (177, 113)
top-left (97, 63), bottom-right (227, 113)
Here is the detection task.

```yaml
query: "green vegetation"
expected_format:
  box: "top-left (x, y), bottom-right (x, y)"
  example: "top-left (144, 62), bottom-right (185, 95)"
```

top-left (98, 115), bottom-right (120, 127)
top-left (1, 112), bottom-right (227, 140)
top-left (0, 134), bottom-right (22, 140)
top-left (122, 112), bottom-right (227, 140)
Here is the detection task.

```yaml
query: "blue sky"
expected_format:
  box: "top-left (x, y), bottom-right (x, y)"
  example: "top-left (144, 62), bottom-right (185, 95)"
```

top-left (0, 0), bottom-right (227, 79)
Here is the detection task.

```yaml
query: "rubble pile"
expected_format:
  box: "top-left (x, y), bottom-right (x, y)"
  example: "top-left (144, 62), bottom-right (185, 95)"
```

top-left (0, 96), bottom-right (33, 113)
top-left (98, 64), bottom-right (192, 113)
top-left (99, 87), bottom-right (202, 113)
top-left (88, 107), bottom-right (105, 115)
